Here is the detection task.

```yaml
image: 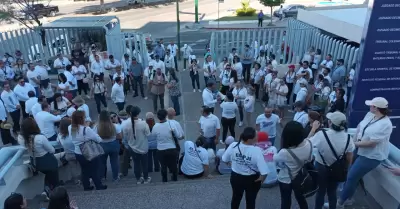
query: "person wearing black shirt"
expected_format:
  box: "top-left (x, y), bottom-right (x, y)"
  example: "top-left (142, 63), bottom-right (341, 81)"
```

top-left (329, 88), bottom-right (345, 113)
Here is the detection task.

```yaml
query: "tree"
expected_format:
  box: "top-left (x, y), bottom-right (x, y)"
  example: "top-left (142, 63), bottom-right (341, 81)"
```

top-left (259, 0), bottom-right (284, 26)
top-left (0, 0), bottom-right (50, 46)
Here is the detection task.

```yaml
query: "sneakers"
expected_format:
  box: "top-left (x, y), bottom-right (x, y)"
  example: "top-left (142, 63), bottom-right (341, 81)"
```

top-left (219, 139), bottom-right (224, 144)
top-left (137, 177), bottom-right (144, 184)
top-left (198, 89), bottom-right (202, 92)
top-left (239, 121), bottom-right (243, 127)
top-left (193, 89), bottom-right (196, 92)
top-left (143, 177), bottom-right (152, 184)
top-left (323, 199), bottom-right (354, 209)
top-left (41, 192), bottom-right (49, 201)
top-left (144, 97), bottom-right (148, 100)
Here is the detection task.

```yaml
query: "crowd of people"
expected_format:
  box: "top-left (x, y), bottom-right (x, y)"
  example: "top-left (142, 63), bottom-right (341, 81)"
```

top-left (0, 38), bottom-right (399, 209)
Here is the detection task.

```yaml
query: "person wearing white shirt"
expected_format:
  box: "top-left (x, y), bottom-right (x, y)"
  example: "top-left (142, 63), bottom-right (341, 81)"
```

top-left (244, 88), bottom-right (255, 126)
top-left (256, 106), bottom-right (280, 145)
top-left (90, 75), bottom-right (108, 114)
top-left (25, 91), bottom-right (37, 116)
top-left (69, 110), bottom-right (107, 191)
top-left (293, 101), bottom-right (308, 128)
top-left (152, 109), bottom-right (183, 182)
top-left (275, 79), bottom-right (289, 118)
top-left (35, 60), bottom-right (51, 89)
top-left (232, 56), bottom-right (243, 81)
top-left (13, 77), bottom-right (35, 118)
top-left (72, 60), bottom-right (89, 98)
top-left (0, 60), bottom-right (14, 85)
top-left (152, 55), bottom-right (166, 75)
top-left (320, 54), bottom-right (334, 74)
top-left (167, 108), bottom-right (184, 139)
top-left (250, 63), bottom-right (264, 100)
top-left (167, 41), bottom-right (179, 70)
top-left (232, 81), bottom-right (247, 126)
top-left (113, 68), bottom-right (126, 83)
top-left (222, 127), bottom-right (269, 209)
top-left (216, 136), bottom-right (234, 174)
top-left (26, 63), bottom-right (40, 96)
top-left (1, 83), bottom-right (21, 133)
top-left (218, 58), bottom-right (229, 76)
top-left (35, 103), bottom-right (62, 141)
top-left (219, 64), bottom-right (235, 94)
top-left (346, 63), bottom-right (356, 107)
top-left (64, 65), bottom-right (78, 97)
top-left (181, 44), bottom-right (193, 70)
top-left (220, 92), bottom-right (238, 143)
top-left (228, 48), bottom-right (238, 65)
top-left (202, 80), bottom-right (218, 113)
top-left (164, 49), bottom-right (175, 76)
top-left (295, 79), bottom-right (308, 104)
top-left (90, 55), bottom-right (105, 80)
top-left (180, 139), bottom-right (210, 178)
top-left (121, 54), bottom-right (131, 74)
top-left (198, 106), bottom-right (221, 151)
top-left (203, 55), bottom-right (217, 85)
top-left (104, 55), bottom-right (121, 81)
top-left (270, 54), bottom-right (278, 69)
top-left (31, 96), bottom-right (46, 117)
top-left (0, 98), bottom-right (17, 145)
top-left (255, 51), bottom-right (267, 70)
top-left (307, 111), bottom-right (355, 209)
top-left (53, 53), bottom-right (71, 74)
top-left (336, 97), bottom-right (393, 208)
top-left (296, 61), bottom-right (313, 82)
top-left (111, 77), bottom-right (125, 111)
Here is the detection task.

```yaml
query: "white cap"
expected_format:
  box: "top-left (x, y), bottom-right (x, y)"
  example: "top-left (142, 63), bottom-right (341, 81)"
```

top-left (299, 79), bottom-right (308, 85)
top-left (326, 111), bottom-right (347, 127)
top-left (67, 107), bottom-right (76, 117)
top-left (225, 136), bottom-right (235, 145)
top-left (365, 97), bottom-right (388, 108)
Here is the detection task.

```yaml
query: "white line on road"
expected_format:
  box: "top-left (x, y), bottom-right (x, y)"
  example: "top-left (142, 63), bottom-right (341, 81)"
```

top-left (195, 39), bottom-right (208, 43)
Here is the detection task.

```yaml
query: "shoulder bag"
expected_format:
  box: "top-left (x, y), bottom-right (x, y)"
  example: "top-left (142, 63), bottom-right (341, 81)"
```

top-left (79, 127), bottom-right (105, 161)
top-left (168, 121), bottom-right (181, 152)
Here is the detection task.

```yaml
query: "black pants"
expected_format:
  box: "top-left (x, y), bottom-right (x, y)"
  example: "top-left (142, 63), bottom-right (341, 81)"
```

top-left (286, 83), bottom-right (293, 104)
top-left (35, 153), bottom-right (59, 194)
top-left (258, 18), bottom-right (263, 27)
top-left (253, 83), bottom-right (260, 100)
top-left (190, 72), bottom-right (200, 90)
top-left (94, 93), bottom-right (107, 114)
top-left (147, 149), bottom-right (160, 172)
top-left (152, 94), bottom-right (164, 112)
top-left (238, 105), bottom-right (244, 122)
top-left (77, 79), bottom-right (89, 95)
top-left (75, 154), bottom-right (104, 190)
top-left (19, 101), bottom-right (28, 119)
top-left (230, 171), bottom-right (261, 209)
top-left (0, 120), bottom-right (17, 145)
top-left (174, 56), bottom-right (178, 71)
top-left (132, 76), bottom-right (144, 97)
top-left (9, 110), bottom-right (20, 132)
top-left (221, 117), bottom-right (236, 142)
top-left (279, 181), bottom-right (308, 209)
top-left (130, 150), bottom-right (149, 181)
top-left (242, 63), bottom-right (252, 83)
top-left (314, 162), bottom-right (339, 209)
top-left (158, 148), bottom-right (178, 182)
top-left (115, 102), bottom-right (125, 111)
top-left (220, 85), bottom-right (230, 95)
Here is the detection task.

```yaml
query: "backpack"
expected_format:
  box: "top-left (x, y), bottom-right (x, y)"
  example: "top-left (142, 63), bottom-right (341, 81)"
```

top-left (318, 129), bottom-right (350, 182)
top-left (286, 141), bottom-right (318, 198)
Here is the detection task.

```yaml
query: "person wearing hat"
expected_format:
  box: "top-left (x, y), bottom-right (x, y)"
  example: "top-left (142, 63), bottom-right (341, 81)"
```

top-left (72, 96), bottom-right (92, 122)
top-left (307, 111), bottom-right (355, 209)
top-left (285, 64), bottom-right (296, 104)
top-left (180, 43), bottom-right (193, 71)
top-left (334, 97), bottom-right (393, 209)
top-left (216, 136), bottom-right (235, 175)
top-left (255, 131), bottom-right (278, 186)
top-left (331, 58), bottom-right (346, 86)
top-left (294, 78), bottom-right (308, 104)
top-left (53, 52), bottom-right (71, 75)
top-left (105, 54), bottom-right (121, 81)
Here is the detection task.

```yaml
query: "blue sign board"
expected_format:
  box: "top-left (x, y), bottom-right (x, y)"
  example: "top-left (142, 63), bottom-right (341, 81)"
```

top-left (348, 0), bottom-right (400, 148)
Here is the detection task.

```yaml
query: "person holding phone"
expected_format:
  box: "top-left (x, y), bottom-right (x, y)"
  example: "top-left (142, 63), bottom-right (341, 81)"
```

top-left (53, 52), bottom-right (71, 74)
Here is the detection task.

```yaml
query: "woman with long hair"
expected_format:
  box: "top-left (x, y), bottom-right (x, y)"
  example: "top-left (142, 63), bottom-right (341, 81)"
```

top-left (18, 118), bottom-right (59, 200)
top-left (70, 111), bottom-right (107, 191)
top-left (222, 127), bottom-right (268, 209)
top-left (13, 58), bottom-right (28, 82)
top-left (250, 62), bottom-right (264, 100)
top-left (90, 74), bottom-right (108, 114)
top-left (285, 65), bottom-right (296, 105)
top-left (57, 73), bottom-right (70, 95)
top-left (274, 121), bottom-right (313, 209)
top-left (232, 56), bottom-right (243, 82)
top-left (232, 80), bottom-right (247, 127)
top-left (3, 193), bottom-right (28, 209)
top-left (94, 110), bottom-right (121, 181)
top-left (167, 70), bottom-right (181, 116)
top-left (146, 112), bottom-right (159, 172)
top-left (47, 186), bottom-right (78, 209)
top-left (188, 59), bottom-right (201, 92)
top-left (122, 106), bottom-right (151, 184)
top-left (51, 93), bottom-right (71, 116)
top-left (220, 92), bottom-right (238, 142)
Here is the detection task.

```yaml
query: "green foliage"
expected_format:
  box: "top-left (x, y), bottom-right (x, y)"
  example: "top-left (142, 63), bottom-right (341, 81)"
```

top-left (236, 0), bottom-right (257, 16)
top-left (259, 0), bottom-right (284, 7)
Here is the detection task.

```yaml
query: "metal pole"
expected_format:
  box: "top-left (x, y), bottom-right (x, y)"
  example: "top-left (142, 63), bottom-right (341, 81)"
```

top-left (195, 0), bottom-right (199, 23)
top-left (218, 1), bottom-right (220, 29)
top-left (176, 0), bottom-right (181, 60)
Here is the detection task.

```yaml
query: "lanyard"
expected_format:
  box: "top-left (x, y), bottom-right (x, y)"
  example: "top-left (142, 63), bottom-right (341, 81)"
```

top-left (361, 116), bottom-right (385, 138)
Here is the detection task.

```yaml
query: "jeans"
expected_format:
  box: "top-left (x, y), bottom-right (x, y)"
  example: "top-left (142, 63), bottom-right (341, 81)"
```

top-left (35, 153), bottom-right (59, 194)
top-left (238, 105), bottom-right (244, 122)
top-left (148, 149), bottom-right (160, 172)
top-left (75, 154), bottom-right (104, 190)
top-left (152, 94), bottom-right (164, 112)
top-left (221, 117), bottom-right (236, 142)
top-left (158, 148), bottom-right (178, 182)
top-left (170, 95), bottom-right (181, 115)
top-left (315, 162), bottom-right (339, 209)
top-left (279, 181), bottom-right (308, 209)
top-left (339, 156), bottom-right (381, 204)
top-left (287, 83), bottom-right (293, 104)
top-left (115, 102), bottom-right (125, 112)
top-left (230, 172), bottom-right (261, 209)
top-left (258, 18), bottom-right (263, 27)
top-left (269, 136), bottom-right (276, 146)
top-left (204, 136), bottom-right (216, 151)
top-left (253, 84), bottom-right (260, 100)
top-left (133, 76), bottom-right (145, 97)
top-left (100, 140), bottom-right (120, 180)
top-left (34, 87), bottom-right (40, 97)
top-left (130, 150), bottom-right (149, 180)
top-left (190, 72), bottom-right (200, 90)
top-left (174, 56), bottom-right (178, 70)
top-left (94, 93), bottom-right (107, 114)
top-left (9, 109), bottom-right (20, 132)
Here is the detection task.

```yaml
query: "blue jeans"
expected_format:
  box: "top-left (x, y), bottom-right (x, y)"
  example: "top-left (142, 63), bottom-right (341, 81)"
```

top-left (75, 154), bottom-right (103, 190)
top-left (170, 95), bottom-right (181, 116)
top-left (205, 136), bottom-right (216, 151)
top-left (315, 162), bottom-right (339, 209)
top-left (100, 140), bottom-right (120, 180)
top-left (130, 149), bottom-right (149, 180)
top-left (339, 156), bottom-right (381, 203)
top-left (269, 136), bottom-right (276, 146)
top-left (34, 87), bottom-right (40, 97)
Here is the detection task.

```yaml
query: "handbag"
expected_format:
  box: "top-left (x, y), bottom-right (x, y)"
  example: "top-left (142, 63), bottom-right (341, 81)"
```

top-left (168, 121), bottom-right (181, 152)
top-left (79, 127), bottom-right (104, 161)
top-left (28, 136), bottom-right (39, 176)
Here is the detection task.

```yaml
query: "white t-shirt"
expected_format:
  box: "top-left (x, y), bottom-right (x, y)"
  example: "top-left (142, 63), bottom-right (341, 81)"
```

top-left (27, 70), bottom-right (39, 87)
top-left (198, 114), bottom-right (221, 138)
top-left (295, 87), bottom-right (307, 103)
top-left (152, 121), bottom-right (183, 150)
top-left (220, 101), bottom-right (238, 119)
top-left (320, 59), bottom-right (334, 69)
top-left (25, 97), bottom-right (38, 114)
top-left (181, 141), bottom-right (209, 175)
top-left (310, 129), bottom-right (355, 166)
top-left (35, 111), bottom-right (62, 138)
top-left (293, 111), bottom-right (308, 128)
top-left (347, 68), bottom-right (355, 87)
top-left (31, 103), bottom-right (42, 117)
top-left (222, 142), bottom-right (269, 176)
top-left (64, 70), bottom-right (77, 90)
top-left (356, 114), bottom-right (393, 161)
top-left (256, 114), bottom-right (280, 138)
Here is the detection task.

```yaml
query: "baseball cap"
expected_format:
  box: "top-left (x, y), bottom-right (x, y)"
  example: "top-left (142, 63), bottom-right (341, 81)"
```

top-left (225, 136), bottom-right (235, 145)
top-left (257, 132), bottom-right (269, 142)
top-left (365, 97), bottom-right (388, 108)
top-left (288, 64), bottom-right (295, 69)
top-left (326, 111), bottom-right (347, 127)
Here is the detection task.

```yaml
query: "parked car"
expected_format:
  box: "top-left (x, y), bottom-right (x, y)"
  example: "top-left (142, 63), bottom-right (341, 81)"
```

top-left (273, 4), bottom-right (306, 18)
top-left (19, 4), bottom-right (59, 20)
